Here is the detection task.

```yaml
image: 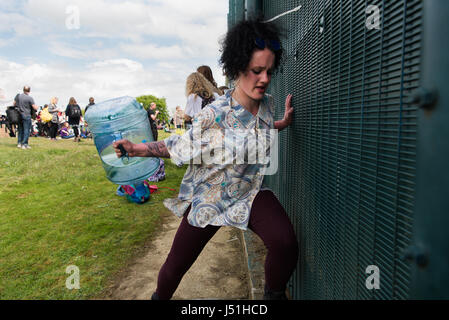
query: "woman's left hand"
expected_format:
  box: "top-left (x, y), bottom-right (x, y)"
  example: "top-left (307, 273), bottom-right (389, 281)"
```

top-left (283, 94), bottom-right (294, 126)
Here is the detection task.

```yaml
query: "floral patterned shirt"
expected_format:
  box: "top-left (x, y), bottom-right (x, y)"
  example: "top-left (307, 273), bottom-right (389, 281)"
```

top-left (163, 90), bottom-right (277, 230)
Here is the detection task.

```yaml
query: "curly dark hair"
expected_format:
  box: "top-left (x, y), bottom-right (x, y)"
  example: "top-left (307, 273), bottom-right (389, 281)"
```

top-left (219, 19), bottom-right (283, 81)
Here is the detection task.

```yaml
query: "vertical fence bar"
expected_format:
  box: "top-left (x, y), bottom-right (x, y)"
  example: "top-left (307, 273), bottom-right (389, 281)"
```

top-left (409, 0), bottom-right (449, 299)
top-left (246, 0), bottom-right (263, 20)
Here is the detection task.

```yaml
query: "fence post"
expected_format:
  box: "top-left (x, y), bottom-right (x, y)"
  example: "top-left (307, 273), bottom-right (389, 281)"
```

top-left (409, 0), bottom-right (449, 299)
top-left (246, 0), bottom-right (263, 20)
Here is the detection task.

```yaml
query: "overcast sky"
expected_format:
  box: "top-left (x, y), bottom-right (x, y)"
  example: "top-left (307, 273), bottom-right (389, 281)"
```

top-left (0, 0), bottom-right (228, 115)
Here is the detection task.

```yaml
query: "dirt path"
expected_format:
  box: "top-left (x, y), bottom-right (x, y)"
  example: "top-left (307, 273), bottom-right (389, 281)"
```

top-left (104, 208), bottom-right (249, 300)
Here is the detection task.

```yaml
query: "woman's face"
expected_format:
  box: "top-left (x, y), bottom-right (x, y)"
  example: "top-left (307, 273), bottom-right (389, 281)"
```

top-left (237, 48), bottom-right (275, 102)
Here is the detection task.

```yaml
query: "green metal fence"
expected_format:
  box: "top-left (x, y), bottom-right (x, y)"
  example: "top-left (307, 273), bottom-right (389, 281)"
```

top-left (228, 0), bottom-right (245, 29)
top-left (229, 0), bottom-right (423, 299)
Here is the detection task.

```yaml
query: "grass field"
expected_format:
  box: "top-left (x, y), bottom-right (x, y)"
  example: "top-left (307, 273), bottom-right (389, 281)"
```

top-left (0, 131), bottom-right (186, 299)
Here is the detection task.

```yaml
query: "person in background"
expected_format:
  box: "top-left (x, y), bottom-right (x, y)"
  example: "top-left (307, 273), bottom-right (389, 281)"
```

top-left (65, 97), bottom-right (82, 142)
top-left (30, 119), bottom-right (39, 137)
top-left (147, 102), bottom-right (159, 141)
top-left (36, 110), bottom-right (44, 137)
top-left (80, 126), bottom-right (91, 139)
top-left (15, 86), bottom-right (39, 149)
top-left (60, 122), bottom-right (75, 139)
top-left (197, 65), bottom-right (223, 97)
top-left (4, 116), bottom-right (15, 137)
top-left (2, 114), bottom-right (14, 136)
top-left (0, 115), bottom-right (5, 130)
top-left (173, 106), bottom-right (184, 130)
top-left (82, 97), bottom-right (94, 137)
top-left (85, 97), bottom-right (95, 113)
top-left (183, 72), bottom-right (217, 130)
top-left (38, 104), bottom-right (51, 137)
top-left (48, 97), bottom-right (62, 141)
top-left (112, 19), bottom-right (296, 300)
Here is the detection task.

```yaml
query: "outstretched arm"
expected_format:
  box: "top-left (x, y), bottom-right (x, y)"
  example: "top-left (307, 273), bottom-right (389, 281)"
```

top-left (113, 140), bottom-right (170, 158)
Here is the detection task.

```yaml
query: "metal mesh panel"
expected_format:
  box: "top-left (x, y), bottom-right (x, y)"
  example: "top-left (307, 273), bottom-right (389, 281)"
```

top-left (259, 0), bottom-right (422, 299)
top-left (228, 0), bottom-right (246, 29)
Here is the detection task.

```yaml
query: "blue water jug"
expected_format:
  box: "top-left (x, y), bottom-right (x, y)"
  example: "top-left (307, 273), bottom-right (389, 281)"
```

top-left (85, 96), bottom-right (160, 185)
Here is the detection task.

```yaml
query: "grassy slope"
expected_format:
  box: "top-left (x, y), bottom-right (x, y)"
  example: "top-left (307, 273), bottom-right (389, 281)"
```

top-left (0, 131), bottom-right (185, 299)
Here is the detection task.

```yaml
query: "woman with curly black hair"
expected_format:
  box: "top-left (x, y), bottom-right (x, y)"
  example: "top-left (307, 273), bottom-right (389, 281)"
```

top-left (113, 19), bottom-right (297, 300)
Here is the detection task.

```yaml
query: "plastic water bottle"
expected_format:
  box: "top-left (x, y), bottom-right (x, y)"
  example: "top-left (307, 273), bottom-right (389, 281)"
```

top-left (85, 96), bottom-right (160, 185)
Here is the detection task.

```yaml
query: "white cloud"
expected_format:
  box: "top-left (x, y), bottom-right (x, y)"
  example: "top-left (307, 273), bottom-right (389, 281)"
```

top-left (18, 0), bottom-right (227, 64)
top-left (119, 43), bottom-right (186, 60)
top-left (0, 0), bottom-right (228, 116)
top-left (0, 0), bottom-right (20, 11)
top-left (0, 12), bottom-right (38, 37)
top-left (89, 59), bottom-right (143, 71)
top-left (0, 56), bottom-right (222, 115)
top-left (47, 40), bottom-right (120, 60)
top-left (22, 0), bottom-right (226, 39)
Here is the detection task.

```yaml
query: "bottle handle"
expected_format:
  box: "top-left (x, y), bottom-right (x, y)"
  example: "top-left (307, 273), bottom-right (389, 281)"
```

top-left (117, 143), bottom-right (128, 159)
top-left (114, 132), bottom-right (129, 163)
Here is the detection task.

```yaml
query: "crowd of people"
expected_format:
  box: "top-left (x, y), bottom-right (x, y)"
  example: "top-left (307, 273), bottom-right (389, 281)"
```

top-left (3, 65), bottom-right (228, 148)
top-left (2, 87), bottom-right (94, 149)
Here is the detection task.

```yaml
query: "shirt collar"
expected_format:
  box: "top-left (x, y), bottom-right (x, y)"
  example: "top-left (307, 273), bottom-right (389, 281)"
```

top-left (226, 90), bottom-right (272, 128)
top-left (256, 95), bottom-right (272, 127)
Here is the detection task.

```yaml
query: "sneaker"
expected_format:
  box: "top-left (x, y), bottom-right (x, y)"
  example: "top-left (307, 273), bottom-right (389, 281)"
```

top-left (22, 145), bottom-right (31, 149)
top-left (17, 143), bottom-right (22, 148)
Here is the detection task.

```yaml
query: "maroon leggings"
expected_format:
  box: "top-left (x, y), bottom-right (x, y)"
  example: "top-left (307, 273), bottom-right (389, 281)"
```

top-left (155, 190), bottom-right (299, 300)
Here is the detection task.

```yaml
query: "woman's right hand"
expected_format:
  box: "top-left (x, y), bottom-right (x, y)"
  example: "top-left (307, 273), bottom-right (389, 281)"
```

top-left (113, 139), bottom-right (135, 157)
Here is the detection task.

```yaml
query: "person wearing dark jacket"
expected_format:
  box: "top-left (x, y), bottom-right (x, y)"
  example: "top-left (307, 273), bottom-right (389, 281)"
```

top-left (147, 102), bottom-right (159, 141)
top-left (15, 86), bottom-right (39, 149)
top-left (65, 97), bottom-right (82, 142)
top-left (3, 116), bottom-right (15, 137)
top-left (85, 97), bottom-right (95, 113)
